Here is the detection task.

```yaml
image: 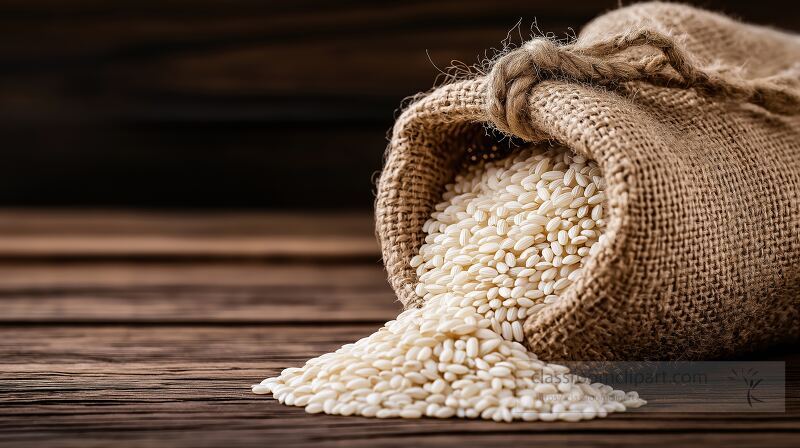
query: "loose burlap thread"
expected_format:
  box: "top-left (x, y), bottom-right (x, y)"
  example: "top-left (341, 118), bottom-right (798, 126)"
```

top-left (375, 2), bottom-right (800, 361)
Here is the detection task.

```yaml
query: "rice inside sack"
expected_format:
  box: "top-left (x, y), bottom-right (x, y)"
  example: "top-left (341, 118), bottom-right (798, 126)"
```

top-left (253, 145), bottom-right (645, 421)
top-left (412, 144), bottom-right (607, 338)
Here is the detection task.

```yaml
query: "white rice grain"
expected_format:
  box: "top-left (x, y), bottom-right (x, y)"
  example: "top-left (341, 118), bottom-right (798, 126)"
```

top-left (254, 145), bottom-right (645, 421)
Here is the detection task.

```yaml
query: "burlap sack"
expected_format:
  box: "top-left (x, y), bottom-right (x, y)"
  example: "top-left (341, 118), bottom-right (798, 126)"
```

top-left (375, 2), bottom-right (800, 361)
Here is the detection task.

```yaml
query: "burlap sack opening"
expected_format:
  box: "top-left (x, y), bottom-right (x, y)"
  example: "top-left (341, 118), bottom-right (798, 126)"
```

top-left (376, 2), bottom-right (800, 361)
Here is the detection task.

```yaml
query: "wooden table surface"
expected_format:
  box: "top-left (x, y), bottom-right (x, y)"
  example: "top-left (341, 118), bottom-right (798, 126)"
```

top-left (1, 210), bottom-right (798, 447)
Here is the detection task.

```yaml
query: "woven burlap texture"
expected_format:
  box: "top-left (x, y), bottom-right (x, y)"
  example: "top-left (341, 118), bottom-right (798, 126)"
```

top-left (375, 2), bottom-right (800, 360)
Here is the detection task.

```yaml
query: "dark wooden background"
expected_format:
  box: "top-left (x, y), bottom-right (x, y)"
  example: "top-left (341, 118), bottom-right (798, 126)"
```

top-left (1, 0), bottom-right (798, 209)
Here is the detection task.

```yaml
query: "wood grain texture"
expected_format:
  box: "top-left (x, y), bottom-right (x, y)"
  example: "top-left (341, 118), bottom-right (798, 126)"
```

top-left (0, 263), bottom-right (397, 323)
top-left (0, 210), bottom-right (375, 236)
top-left (2, 326), bottom-right (799, 448)
top-left (0, 210), bottom-right (798, 447)
top-left (0, 1), bottom-right (796, 209)
top-left (1, 0), bottom-right (796, 124)
top-left (0, 210), bottom-right (379, 258)
top-left (0, 0), bottom-right (603, 124)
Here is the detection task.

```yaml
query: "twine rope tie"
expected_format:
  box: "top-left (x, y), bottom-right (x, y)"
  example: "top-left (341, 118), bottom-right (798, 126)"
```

top-left (486, 28), bottom-right (800, 140)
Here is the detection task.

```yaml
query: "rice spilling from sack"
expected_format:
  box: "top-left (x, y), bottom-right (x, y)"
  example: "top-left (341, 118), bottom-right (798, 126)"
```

top-left (253, 145), bottom-right (645, 421)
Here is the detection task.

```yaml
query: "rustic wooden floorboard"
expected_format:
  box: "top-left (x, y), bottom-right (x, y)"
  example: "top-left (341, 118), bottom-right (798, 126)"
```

top-left (0, 263), bottom-right (397, 323)
top-left (0, 211), bottom-right (797, 447)
top-left (1, 326), bottom-right (798, 447)
top-left (0, 210), bottom-right (378, 259)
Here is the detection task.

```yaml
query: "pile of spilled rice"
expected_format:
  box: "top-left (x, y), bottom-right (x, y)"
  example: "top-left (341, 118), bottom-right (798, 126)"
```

top-left (253, 145), bottom-right (645, 422)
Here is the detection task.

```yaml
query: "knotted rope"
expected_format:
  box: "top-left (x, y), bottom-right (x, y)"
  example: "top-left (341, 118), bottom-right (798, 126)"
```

top-left (486, 28), bottom-right (800, 139)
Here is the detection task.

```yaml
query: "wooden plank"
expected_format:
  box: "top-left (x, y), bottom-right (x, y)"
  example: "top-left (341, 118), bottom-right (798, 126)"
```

top-left (1, 326), bottom-right (798, 448)
top-left (0, 0), bottom-right (602, 124)
top-left (0, 236), bottom-right (378, 259)
top-left (0, 208), bottom-right (797, 447)
top-left (0, 0), bottom-right (795, 124)
top-left (0, 211), bottom-right (379, 258)
top-left (0, 210), bottom-right (375, 236)
top-left (3, 433), bottom-right (800, 448)
top-left (0, 263), bottom-right (398, 323)
top-left (1, 1), bottom-right (794, 209)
